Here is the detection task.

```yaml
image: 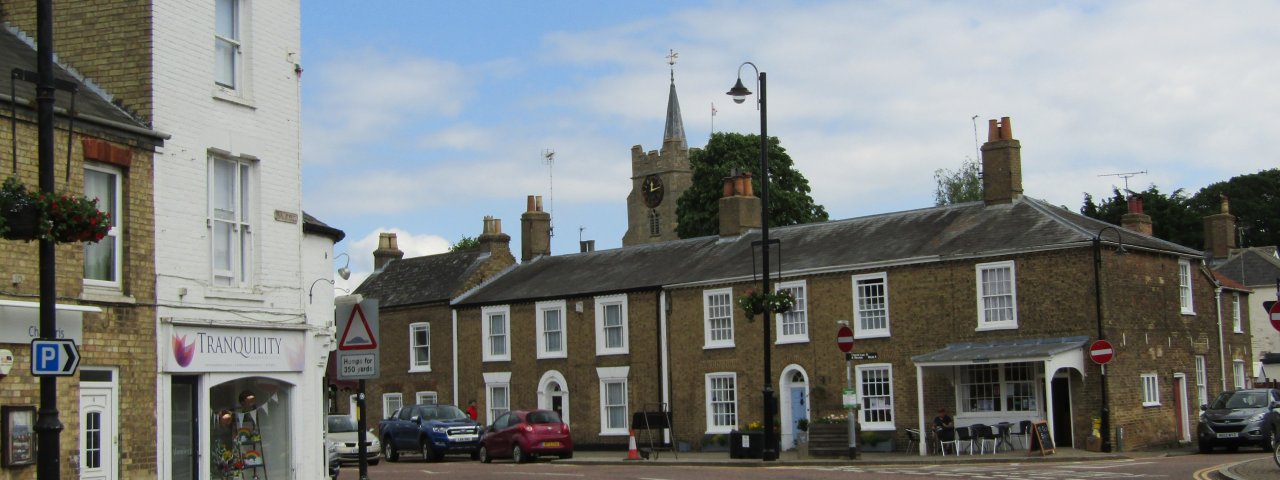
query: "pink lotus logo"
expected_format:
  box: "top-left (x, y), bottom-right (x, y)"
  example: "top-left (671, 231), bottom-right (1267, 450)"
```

top-left (172, 334), bottom-right (196, 367)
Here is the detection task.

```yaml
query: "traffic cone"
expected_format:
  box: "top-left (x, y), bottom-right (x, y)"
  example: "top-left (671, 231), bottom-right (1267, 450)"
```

top-left (625, 429), bottom-right (641, 460)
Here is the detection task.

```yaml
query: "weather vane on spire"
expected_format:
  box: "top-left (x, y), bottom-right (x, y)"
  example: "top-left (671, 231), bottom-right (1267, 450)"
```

top-left (667, 49), bottom-right (678, 82)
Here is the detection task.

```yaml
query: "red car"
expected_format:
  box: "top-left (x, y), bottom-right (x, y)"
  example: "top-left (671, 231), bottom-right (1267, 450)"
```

top-left (478, 409), bottom-right (572, 462)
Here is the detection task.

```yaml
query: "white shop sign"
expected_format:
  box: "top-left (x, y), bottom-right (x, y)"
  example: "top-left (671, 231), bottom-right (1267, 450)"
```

top-left (165, 324), bottom-right (305, 373)
top-left (0, 300), bottom-right (93, 344)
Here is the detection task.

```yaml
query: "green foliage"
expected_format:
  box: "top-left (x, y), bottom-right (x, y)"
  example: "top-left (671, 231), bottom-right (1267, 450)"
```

top-left (449, 235), bottom-right (480, 252)
top-left (1080, 169), bottom-right (1280, 250)
top-left (933, 157), bottom-right (983, 206)
top-left (676, 132), bottom-right (828, 238)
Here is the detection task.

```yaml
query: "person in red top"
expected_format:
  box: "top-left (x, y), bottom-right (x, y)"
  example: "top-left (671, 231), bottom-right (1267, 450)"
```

top-left (466, 400), bottom-right (478, 421)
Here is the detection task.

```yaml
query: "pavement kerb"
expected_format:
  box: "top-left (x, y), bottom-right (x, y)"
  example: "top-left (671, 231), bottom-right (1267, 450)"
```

top-left (555, 451), bottom-right (1134, 468)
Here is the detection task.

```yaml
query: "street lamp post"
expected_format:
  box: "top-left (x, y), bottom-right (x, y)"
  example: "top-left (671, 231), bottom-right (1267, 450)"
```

top-left (1092, 226), bottom-right (1127, 453)
top-left (727, 62), bottom-right (777, 462)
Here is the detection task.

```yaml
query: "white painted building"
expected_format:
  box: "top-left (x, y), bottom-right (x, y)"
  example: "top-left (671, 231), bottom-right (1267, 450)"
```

top-left (147, 1), bottom-right (338, 478)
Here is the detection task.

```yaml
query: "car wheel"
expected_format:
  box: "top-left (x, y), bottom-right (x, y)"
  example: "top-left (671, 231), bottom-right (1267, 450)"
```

top-left (513, 444), bottom-right (526, 463)
top-left (479, 445), bottom-right (492, 463)
top-left (1261, 427), bottom-right (1275, 451)
top-left (421, 440), bottom-right (436, 462)
top-left (385, 440), bottom-right (399, 462)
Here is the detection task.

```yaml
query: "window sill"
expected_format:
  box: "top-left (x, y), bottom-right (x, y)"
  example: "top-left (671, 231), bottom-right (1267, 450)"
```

top-left (482, 356), bottom-right (511, 363)
top-left (1142, 402), bottom-right (1161, 408)
top-left (703, 343), bottom-right (735, 350)
top-left (975, 323), bottom-right (1018, 332)
top-left (596, 349), bottom-right (629, 357)
top-left (79, 288), bottom-right (135, 305)
top-left (1180, 310), bottom-right (1196, 316)
top-left (705, 427), bottom-right (734, 435)
top-left (212, 88), bottom-right (256, 109)
top-left (408, 366), bottom-right (432, 373)
top-left (205, 289), bottom-right (264, 302)
top-left (854, 331), bottom-right (890, 340)
top-left (599, 430), bottom-right (629, 436)
top-left (537, 352), bottom-right (568, 360)
top-left (776, 336), bottom-right (809, 345)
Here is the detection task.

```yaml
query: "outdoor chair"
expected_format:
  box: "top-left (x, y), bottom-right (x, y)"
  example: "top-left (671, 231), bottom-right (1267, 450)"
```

top-left (954, 425), bottom-right (976, 455)
top-left (936, 428), bottom-right (959, 455)
top-left (1008, 420), bottom-right (1032, 450)
top-left (975, 424), bottom-right (999, 454)
top-left (905, 428), bottom-right (920, 453)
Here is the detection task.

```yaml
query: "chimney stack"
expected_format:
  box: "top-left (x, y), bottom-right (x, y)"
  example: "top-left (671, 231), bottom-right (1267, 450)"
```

top-left (719, 172), bottom-right (762, 237)
top-left (372, 232), bottom-right (404, 271)
top-left (580, 240), bottom-right (595, 253)
top-left (521, 195), bottom-right (552, 261)
top-left (1120, 194), bottom-right (1153, 236)
top-left (980, 117), bottom-right (1023, 205)
top-left (478, 215), bottom-right (512, 257)
top-left (1203, 194), bottom-right (1237, 261)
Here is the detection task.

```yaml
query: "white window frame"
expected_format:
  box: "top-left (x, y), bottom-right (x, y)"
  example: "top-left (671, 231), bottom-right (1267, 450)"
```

top-left (481, 305), bottom-right (511, 362)
top-left (409, 322), bottom-right (430, 372)
top-left (208, 154), bottom-right (253, 288)
top-left (83, 163), bottom-right (122, 288)
top-left (1195, 355), bottom-right (1208, 407)
top-left (416, 391), bottom-right (438, 405)
top-left (776, 280), bottom-right (809, 344)
top-left (1231, 293), bottom-right (1242, 333)
top-left (214, 0), bottom-right (241, 90)
top-left (975, 261), bottom-right (1017, 330)
top-left (595, 294), bottom-right (629, 356)
top-left (957, 362), bottom-right (1039, 414)
top-left (382, 393), bottom-right (403, 420)
top-left (483, 372), bottom-right (512, 425)
top-left (856, 364), bottom-right (895, 430)
top-left (1178, 259), bottom-right (1194, 315)
top-left (851, 273), bottom-right (889, 339)
top-left (704, 372), bottom-right (738, 434)
top-left (703, 288), bottom-right (735, 349)
top-left (597, 366), bottom-right (630, 436)
top-left (1141, 373), bottom-right (1160, 407)
top-left (536, 300), bottom-right (568, 359)
top-left (1234, 360), bottom-right (1247, 389)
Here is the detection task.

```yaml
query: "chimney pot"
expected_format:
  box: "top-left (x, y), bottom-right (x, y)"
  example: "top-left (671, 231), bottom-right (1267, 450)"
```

top-left (723, 177), bottom-right (734, 198)
top-left (527, 195), bottom-right (536, 212)
top-left (536, 195), bottom-right (544, 212)
top-left (742, 172), bottom-right (754, 197)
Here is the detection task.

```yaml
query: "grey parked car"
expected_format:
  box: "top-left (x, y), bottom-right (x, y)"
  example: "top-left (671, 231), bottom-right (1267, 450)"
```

top-left (1198, 388), bottom-right (1280, 452)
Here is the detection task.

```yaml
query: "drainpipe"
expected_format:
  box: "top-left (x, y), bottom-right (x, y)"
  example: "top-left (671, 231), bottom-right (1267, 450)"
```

top-left (659, 290), bottom-right (671, 445)
top-left (1215, 282), bottom-right (1227, 391)
top-left (452, 309), bottom-right (459, 406)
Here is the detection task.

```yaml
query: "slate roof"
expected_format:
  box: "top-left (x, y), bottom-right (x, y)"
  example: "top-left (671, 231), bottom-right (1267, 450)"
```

top-left (454, 196), bottom-right (1203, 307)
top-left (911, 336), bottom-right (1089, 365)
top-left (302, 211), bottom-right (345, 243)
top-left (1213, 247), bottom-right (1280, 287)
top-left (0, 27), bottom-right (151, 132)
top-left (354, 250), bottom-right (495, 308)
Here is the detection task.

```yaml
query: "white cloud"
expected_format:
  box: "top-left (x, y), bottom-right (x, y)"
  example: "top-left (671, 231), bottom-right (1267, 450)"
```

top-left (335, 227), bottom-right (451, 292)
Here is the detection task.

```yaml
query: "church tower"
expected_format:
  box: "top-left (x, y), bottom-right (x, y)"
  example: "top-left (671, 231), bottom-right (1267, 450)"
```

top-left (623, 50), bottom-right (692, 246)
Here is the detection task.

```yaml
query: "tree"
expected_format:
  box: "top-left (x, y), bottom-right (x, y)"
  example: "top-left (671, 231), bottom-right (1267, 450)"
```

top-left (449, 235), bottom-right (479, 252)
top-left (676, 132), bottom-right (828, 238)
top-left (1080, 186), bottom-right (1200, 247)
top-left (933, 157), bottom-right (982, 205)
top-left (1187, 169), bottom-right (1280, 249)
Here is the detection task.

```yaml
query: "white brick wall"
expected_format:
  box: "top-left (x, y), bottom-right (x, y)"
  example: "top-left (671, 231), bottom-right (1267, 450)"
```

top-left (149, 1), bottom-right (327, 478)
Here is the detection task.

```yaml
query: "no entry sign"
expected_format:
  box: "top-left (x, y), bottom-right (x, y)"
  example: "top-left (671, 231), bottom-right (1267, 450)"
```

top-left (1089, 339), bottom-right (1115, 365)
top-left (837, 325), bottom-right (854, 353)
top-left (1270, 301), bottom-right (1280, 333)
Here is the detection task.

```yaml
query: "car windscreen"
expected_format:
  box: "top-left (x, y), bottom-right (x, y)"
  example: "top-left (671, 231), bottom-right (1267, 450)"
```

top-left (527, 411), bottom-right (562, 424)
top-left (424, 406), bottom-right (468, 421)
top-left (1210, 391), bottom-right (1268, 409)
top-left (327, 416), bottom-right (358, 433)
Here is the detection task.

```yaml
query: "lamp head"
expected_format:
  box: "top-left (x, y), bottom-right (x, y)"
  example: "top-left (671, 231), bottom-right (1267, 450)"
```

top-left (727, 77), bottom-right (751, 104)
top-left (334, 252), bottom-right (351, 280)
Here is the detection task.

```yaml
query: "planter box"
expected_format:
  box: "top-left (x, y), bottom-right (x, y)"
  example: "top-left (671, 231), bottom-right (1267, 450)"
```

top-left (807, 423), bottom-right (851, 458)
top-left (728, 431), bottom-right (780, 459)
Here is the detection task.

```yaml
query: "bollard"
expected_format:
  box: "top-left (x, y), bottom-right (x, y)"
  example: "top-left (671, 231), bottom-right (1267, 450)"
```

top-left (1116, 427), bottom-right (1124, 452)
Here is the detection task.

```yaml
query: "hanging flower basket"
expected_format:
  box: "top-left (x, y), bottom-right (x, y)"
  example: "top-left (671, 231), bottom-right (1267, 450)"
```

top-left (736, 289), bottom-right (796, 320)
top-left (0, 177), bottom-right (110, 243)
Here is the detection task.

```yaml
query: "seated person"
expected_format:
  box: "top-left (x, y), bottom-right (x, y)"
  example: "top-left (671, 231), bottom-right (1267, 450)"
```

top-left (933, 407), bottom-right (955, 440)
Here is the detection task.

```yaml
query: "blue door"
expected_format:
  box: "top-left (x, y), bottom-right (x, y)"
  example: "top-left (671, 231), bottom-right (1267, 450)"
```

top-left (790, 387), bottom-right (807, 434)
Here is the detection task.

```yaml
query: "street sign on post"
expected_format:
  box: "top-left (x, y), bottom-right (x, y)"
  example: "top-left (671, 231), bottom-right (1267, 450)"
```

top-left (837, 325), bottom-right (854, 353)
top-left (30, 339), bottom-right (80, 376)
top-left (1089, 339), bottom-right (1115, 365)
top-left (1268, 300), bottom-right (1280, 333)
top-left (336, 299), bottom-right (380, 380)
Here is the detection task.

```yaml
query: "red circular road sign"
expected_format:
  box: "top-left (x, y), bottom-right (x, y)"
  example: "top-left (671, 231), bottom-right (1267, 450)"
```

top-left (837, 325), bottom-right (854, 353)
top-left (1089, 340), bottom-right (1115, 365)
top-left (1269, 301), bottom-right (1280, 333)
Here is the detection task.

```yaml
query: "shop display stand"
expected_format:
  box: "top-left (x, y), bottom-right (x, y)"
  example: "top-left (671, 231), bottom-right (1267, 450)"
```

top-left (214, 410), bottom-right (268, 480)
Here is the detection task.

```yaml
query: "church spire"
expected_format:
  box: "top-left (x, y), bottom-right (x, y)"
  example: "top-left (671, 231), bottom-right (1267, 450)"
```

top-left (662, 49), bottom-right (687, 152)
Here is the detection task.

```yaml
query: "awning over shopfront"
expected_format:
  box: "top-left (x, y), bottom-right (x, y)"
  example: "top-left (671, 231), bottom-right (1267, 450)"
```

top-left (912, 335), bottom-right (1090, 368)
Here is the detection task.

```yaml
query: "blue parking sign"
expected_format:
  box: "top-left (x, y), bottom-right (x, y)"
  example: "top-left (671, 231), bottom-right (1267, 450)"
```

top-left (31, 339), bottom-right (80, 376)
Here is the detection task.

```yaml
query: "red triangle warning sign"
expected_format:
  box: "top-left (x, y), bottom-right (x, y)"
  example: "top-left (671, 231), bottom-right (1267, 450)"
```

top-left (338, 303), bottom-right (378, 351)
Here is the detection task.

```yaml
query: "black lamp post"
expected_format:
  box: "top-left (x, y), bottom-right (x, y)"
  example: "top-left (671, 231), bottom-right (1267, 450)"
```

top-left (1092, 226), bottom-right (1127, 453)
top-left (727, 62), bottom-right (777, 462)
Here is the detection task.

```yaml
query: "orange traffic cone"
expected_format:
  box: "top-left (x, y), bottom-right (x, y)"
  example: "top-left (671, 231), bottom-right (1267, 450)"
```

top-left (626, 429), bottom-right (641, 460)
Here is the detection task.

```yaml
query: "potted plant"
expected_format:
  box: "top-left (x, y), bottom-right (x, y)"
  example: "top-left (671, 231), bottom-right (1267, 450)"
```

top-left (736, 288), bottom-right (795, 320)
top-left (0, 177), bottom-right (110, 243)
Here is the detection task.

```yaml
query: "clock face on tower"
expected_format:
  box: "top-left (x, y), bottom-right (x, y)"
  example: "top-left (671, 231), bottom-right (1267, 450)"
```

top-left (641, 174), bottom-right (664, 208)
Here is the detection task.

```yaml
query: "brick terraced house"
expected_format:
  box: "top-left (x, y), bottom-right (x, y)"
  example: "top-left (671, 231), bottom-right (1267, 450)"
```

top-left (357, 111), bottom-right (1252, 455)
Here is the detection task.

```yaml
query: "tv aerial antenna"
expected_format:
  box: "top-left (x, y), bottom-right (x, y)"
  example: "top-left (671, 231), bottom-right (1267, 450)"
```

top-left (1099, 170), bottom-right (1147, 195)
top-left (543, 149), bottom-right (555, 238)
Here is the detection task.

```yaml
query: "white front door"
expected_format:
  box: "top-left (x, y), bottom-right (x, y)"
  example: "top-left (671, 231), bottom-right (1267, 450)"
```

top-left (79, 385), bottom-right (117, 480)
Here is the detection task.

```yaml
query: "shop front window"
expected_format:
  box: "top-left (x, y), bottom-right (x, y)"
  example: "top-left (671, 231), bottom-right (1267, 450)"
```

top-left (210, 378), bottom-right (292, 479)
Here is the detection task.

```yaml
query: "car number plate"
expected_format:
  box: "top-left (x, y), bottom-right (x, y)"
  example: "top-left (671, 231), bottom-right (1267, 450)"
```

top-left (543, 441), bottom-right (561, 447)
top-left (454, 435), bottom-right (478, 442)
top-left (1216, 432), bottom-right (1238, 438)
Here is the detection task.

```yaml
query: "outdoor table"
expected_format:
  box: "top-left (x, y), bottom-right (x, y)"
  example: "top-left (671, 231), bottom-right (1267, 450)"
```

top-left (995, 422), bottom-right (1014, 452)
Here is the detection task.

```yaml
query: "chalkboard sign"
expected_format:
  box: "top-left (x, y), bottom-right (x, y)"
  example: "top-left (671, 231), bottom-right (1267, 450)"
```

top-left (1028, 420), bottom-right (1055, 455)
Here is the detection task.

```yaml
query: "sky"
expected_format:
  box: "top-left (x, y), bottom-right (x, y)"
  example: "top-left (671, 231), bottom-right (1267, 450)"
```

top-left (300, 0), bottom-right (1279, 293)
